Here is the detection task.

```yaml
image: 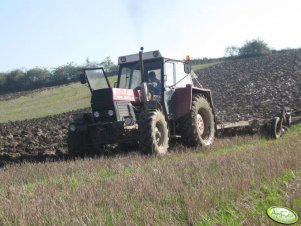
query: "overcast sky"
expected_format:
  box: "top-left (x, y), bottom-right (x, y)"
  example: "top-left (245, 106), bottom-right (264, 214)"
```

top-left (0, 0), bottom-right (300, 71)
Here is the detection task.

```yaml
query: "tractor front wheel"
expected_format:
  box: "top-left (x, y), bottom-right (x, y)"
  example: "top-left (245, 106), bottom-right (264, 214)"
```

top-left (179, 94), bottom-right (215, 147)
top-left (138, 109), bottom-right (169, 155)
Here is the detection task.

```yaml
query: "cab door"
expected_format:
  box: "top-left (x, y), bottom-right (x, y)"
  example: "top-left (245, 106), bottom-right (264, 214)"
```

top-left (163, 60), bottom-right (176, 119)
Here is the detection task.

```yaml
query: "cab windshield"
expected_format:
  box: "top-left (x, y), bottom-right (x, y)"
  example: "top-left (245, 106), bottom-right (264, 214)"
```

top-left (118, 60), bottom-right (162, 90)
top-left (85, 68), bottom-right (110, 91)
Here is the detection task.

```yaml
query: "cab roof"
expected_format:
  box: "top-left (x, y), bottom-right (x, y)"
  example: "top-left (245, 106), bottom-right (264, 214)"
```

top-left (118, 50), bottom-right (163, 65)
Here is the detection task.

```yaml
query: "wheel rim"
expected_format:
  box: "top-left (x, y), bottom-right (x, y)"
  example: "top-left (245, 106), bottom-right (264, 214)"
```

top-left (155, 122), bottom-right (164, 147)
top-left (197, 114), bottom-right (205, 135)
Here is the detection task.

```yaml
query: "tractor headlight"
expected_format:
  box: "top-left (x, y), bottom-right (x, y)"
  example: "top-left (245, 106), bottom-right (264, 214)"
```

top-left (93, 111), bottom-right (100, 118)
top-left (121, 56), bottom-right (126, 63)
top-left (69, 124), bottom-right (76, 132)
top-left (108, 110), bottom-right (114, 116)
top-left (124, 117), bottom-right (133, 125)
top-left (153, 51), bottom-right (159, 57)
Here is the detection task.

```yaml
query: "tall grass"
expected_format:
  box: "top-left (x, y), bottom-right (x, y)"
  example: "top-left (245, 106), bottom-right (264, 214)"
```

top-left (0, 125), bottom-right (300, 225)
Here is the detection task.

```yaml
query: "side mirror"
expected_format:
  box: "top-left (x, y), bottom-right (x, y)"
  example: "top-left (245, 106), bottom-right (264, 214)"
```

top-left (164, 74), bottom-right (167, 82)
top-left (184, 62), bottom-right (191, 74)
top-left (80, 73), bottom-right (86, 84)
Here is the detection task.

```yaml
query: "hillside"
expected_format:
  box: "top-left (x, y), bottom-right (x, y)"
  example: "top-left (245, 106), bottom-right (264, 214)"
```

top-left (196, 49), bottom-right (301, 122)
top-left (0, 83), bottom-right (90, 123)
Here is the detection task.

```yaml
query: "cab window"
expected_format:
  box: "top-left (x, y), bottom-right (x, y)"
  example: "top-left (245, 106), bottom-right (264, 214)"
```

top-left (119, 63), bottom-right (141, 89)
top-left (118, 60), bottom-right (162, 90)
top-left (175, 61), bottom-right (193, 87)
top-left (164, 61), bottom-right (175, 87)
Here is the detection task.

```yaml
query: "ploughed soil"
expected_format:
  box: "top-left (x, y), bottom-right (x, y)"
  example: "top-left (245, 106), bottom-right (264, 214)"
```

top-left (0, 109), bottom-right (91, 166)
top-left (196, 49), bottom-right (301, 122)
top-left (0, 50), bottom-right (301, 164)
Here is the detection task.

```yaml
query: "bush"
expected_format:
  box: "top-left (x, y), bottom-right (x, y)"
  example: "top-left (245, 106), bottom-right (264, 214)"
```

top-left (239, 39), bottom-right (272, 58)
top-left (225, 46), bottom-right (239, 57)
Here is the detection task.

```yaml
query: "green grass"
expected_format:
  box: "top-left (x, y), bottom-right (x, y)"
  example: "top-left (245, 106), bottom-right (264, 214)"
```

top-left (108, 75), bottom-right (118, 87)
top-left (0, 83), bottom-right (91, 123)
top-left (192, 62), bottom-right (221, 71)
top-left (198, 170), bottom-right (301, 225)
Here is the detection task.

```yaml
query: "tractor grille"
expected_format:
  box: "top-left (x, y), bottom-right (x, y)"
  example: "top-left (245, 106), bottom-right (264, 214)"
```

top-left (115, 101), bottom-right (131, 121)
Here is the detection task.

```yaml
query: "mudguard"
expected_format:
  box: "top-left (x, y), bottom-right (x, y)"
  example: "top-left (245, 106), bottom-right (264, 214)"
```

top-left (174, 84), bottom-right (215, 120)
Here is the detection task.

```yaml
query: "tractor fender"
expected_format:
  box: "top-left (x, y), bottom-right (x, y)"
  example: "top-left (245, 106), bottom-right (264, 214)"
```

top-left (174, 84), bottom-right (215, 120)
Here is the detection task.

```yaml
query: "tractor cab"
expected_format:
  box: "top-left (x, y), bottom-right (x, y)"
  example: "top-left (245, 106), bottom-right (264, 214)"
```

top-left (118, 56), bottom-right (163, 99)
top-left (117, 50), bottom-right (194, 111)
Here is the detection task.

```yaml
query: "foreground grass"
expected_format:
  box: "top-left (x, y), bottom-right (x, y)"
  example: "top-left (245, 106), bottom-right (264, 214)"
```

top-left (0, 126), bottom-right (300, 225)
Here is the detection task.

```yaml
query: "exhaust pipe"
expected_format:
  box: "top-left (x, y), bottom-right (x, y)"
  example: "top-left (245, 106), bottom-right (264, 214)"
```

top-left (139, 47), bottom-right (149, 102)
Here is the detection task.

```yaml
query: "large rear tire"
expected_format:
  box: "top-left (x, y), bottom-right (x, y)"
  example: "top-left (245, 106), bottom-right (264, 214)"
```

top-left (138, 109), bottom-right (169, 155)
top-left (179, 94), bottom-right (215, 147)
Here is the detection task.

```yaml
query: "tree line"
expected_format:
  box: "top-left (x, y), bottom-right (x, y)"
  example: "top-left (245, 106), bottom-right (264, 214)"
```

top-left (0, 57), bottom-right (118, 94)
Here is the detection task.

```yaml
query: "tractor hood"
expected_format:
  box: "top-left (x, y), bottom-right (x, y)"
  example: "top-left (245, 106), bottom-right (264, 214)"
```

top-left (91, 88), bottom-right (141, 104)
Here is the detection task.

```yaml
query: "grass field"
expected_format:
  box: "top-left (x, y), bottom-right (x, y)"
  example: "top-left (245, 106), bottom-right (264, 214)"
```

top-left (0, 63), bottom-right (217, 123)
top-left (0, 83), bottom-right (91, 123)
top-left (191, 62), bottom-right (221, 71)
top-left (0, 126), bottom-right (300, 225)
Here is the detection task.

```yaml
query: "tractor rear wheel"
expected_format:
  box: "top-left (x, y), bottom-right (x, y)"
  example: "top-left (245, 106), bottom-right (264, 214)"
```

top-left (138, 109), bottom-right (169, 155)
top-left (179, 94), bottom-right (215, 147)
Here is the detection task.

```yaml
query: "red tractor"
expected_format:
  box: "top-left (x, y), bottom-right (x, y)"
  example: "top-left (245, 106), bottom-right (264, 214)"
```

top-left (67, 48), bottom-right (216, 155)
